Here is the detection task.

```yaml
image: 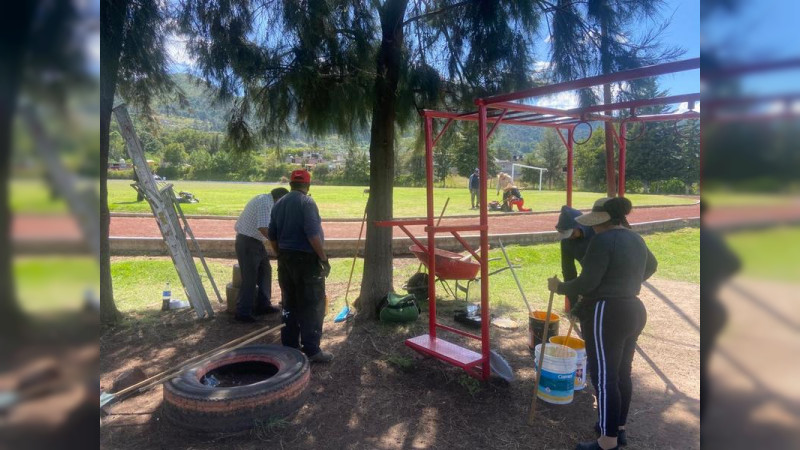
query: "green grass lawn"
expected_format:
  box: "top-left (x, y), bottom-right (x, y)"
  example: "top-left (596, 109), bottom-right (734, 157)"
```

top-left (108, 228), bottom-right (698, 323)
top-left (702, 191), bottom-right (799, 208)
top-left (104, 179), bottom-right (694, 218)
top-left (725, 226), bottom-right (800, 282)
top-left (9, 178), bottom-right (694, 217)
top-left (10, 179), bottom-right (68, 214)
top-left (14, 256), bottom-right (98, 313)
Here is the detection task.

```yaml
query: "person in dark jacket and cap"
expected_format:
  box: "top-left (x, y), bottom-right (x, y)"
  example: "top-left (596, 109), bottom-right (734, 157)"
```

top-left (556, 205), bottom-right (596, 312)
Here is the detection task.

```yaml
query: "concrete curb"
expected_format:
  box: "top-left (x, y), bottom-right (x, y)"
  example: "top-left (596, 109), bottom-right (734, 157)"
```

top-left (110, 200), bottom-right (699, 222)
top-left (109, 217), bottom-right (700, 258)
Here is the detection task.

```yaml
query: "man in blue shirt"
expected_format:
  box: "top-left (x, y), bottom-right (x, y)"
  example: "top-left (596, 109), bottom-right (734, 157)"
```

top-left (268, 170), bottom-right (333, 363)
top-left (468, 168), bottom-right (479, 209)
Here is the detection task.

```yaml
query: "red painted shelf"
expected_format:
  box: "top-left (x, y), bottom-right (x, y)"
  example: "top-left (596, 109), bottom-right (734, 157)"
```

top-left (406, 334), bottom-right (484, 369)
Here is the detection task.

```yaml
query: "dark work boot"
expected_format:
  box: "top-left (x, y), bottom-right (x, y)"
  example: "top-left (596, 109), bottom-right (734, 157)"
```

top-left (595, 423), bottom-right (627, 446)
top-left (253, 304), bottom-right (281, 315)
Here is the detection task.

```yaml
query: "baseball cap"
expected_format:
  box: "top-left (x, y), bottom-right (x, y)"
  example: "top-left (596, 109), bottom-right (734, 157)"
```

top-left (575, 198), bottom-right (613, 226)
top-left (555, 205), bottom-right (581, 239)
top-left (290, 169), bottom-right (311, 184)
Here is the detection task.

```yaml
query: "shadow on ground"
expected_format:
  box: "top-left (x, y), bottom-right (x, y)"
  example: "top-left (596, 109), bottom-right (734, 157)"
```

top-left (101, 277), bottom-right (700, 449)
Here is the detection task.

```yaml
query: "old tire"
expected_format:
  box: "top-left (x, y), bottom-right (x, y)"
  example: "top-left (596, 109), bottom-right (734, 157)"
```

top-left (163, 345), bottom-right (310, 432)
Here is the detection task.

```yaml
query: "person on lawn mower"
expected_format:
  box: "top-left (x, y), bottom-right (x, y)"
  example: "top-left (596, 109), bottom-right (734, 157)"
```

top-left (501, 185), bottom-right (531, 212)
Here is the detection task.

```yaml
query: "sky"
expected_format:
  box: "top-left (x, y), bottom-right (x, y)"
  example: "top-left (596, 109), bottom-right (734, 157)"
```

top-left (166, 1), bottom-right (703, 109)
top-left (529, 0), bottom-right (700, 110)
top-left (702, 0), bottom-right (800, 96)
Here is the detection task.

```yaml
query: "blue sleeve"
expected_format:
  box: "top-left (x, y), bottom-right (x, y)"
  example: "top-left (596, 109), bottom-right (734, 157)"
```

top-left (303, 198), bottom-right (322, 238)
top-left (267, 207), bottom-right (278, 241)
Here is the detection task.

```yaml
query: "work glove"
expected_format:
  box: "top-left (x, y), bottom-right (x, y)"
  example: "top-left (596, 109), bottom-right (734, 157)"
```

top-left (320, 259), bottom-right (331, 278)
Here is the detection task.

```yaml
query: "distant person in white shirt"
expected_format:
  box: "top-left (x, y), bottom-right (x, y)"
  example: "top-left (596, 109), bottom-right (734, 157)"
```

top-left (233, 187), bottom-right (289, 322)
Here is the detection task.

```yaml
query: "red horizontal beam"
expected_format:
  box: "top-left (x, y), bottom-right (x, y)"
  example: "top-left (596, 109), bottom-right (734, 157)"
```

top-left (707, 111), bottom-right (800, 123)
top-left (436, 323), bottom-right (482, 341)
top-left (489, 102), bottom-right (613, 121)
top-left (567, 93), bottom-right (701, 115)
top-left (625, 111), bottom-right (700, 123)
top-left (423, 110), bottom-right (579, 128)
top-left (425, 224), bottom-right (485, 233)
top-left (375, 219), bottom-right (428, 227)
top-left (701, 58), bottom-right (800, 80)
top-left (703, 93), bottom-right (800, 109)
top-left (478, 58), bottom-right (700, 105)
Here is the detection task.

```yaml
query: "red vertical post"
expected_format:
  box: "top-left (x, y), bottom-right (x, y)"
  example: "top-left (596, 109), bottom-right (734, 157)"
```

top-left (424, 116), bottom-right (437, 339)
top-left (566, 127), bottom-right (574, 207)
top-left (477, 103), bottom-right (490, 381)
top-left (618, 122), bottom-right (627, 197)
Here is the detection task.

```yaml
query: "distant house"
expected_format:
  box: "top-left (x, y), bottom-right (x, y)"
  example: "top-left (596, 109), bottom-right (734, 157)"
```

top-left (327, 153), bottom-right (346, 170)
top-left (287, 151), bottom-right (326, 168)
top-left (107, 158), bottom-right (129, 170)
top-left (494, 158), bottom-right (513, 174)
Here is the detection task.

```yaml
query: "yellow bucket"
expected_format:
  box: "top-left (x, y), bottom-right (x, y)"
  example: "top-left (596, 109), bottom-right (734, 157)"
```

top-left (528, 311), bottom-right (560, 350)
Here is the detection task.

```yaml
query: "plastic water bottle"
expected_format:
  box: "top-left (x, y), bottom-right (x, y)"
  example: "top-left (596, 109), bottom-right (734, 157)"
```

top-left (162, 282), bottom-right (171, 311)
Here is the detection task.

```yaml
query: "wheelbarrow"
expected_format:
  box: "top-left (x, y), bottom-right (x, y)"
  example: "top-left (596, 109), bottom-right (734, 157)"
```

top-left (409, 244), bottom-right (519, 302)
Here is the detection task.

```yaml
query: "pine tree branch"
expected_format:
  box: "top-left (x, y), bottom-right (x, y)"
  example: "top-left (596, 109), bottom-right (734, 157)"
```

top-left (401, 0), bottom-right (474, 27)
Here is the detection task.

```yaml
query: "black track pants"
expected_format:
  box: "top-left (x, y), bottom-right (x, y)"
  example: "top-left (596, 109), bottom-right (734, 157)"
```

top-left (580, 298), bottom-right (647, 438)
top-left (277, 251), bottom-right (326, 357)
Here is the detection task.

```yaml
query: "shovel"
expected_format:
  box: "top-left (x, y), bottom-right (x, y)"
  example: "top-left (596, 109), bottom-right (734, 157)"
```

top-left (489, 350), bottom-right (514, 382)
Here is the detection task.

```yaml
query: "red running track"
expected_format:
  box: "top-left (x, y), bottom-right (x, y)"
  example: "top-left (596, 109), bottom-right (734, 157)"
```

top-left (106, 204), bottom-right (700, 239)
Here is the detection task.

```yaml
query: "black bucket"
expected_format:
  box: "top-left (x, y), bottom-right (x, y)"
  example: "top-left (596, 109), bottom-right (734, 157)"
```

top-left (528, 311), bottom-right (560, 354)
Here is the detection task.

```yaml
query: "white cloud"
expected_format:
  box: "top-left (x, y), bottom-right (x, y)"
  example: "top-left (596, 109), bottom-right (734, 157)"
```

top-left (533, 61), bottom-right (551, 72)
top-left (166, 34), bottom-right (195, 67)
top-left (676, 101), bottom-right (701, 113)
top-left (534, 90), bottom-right (580, 110)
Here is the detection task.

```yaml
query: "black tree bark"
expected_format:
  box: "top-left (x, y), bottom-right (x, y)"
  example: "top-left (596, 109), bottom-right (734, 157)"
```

top-left (99, 0), bottom-right (128, 325)
top-left (600, 19), bottom-right (617, 198)
top-left (355, 0), bottom-right (409, 320)
top-left (0, 2), bottom-right (37, 335)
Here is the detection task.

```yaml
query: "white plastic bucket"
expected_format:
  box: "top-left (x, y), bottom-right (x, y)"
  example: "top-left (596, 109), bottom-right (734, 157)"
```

top-left (534, 343), bottom-right (577, 405)
top-left (549, 336), bottom-right (588, 390)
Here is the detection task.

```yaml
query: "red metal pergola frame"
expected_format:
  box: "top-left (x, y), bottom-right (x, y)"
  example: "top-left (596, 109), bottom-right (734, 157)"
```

top-left (378, 58), bottom-right (701, 381)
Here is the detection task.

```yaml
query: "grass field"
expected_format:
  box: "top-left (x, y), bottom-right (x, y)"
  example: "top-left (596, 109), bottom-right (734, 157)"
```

top-left (106, 228), bottom-right (698, 322)
top-left (726, 226), bottom-right (800, 282)
top-left (101, 179), bottom-right (693, 218)
top-left (14, 256), bottom-right (98, 313)
top-left (9, 178), bottom-right (695, 217)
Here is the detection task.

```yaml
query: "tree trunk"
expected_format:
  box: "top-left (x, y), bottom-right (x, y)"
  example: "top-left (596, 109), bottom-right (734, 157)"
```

top-left (355, 0), bottom-right (409, 320)
top-left (0, 2), bottom-right (37, 335)
top-left (99, 0), bottom-right (129, 325)
top-left (600, 19), bottom-right (616, 198)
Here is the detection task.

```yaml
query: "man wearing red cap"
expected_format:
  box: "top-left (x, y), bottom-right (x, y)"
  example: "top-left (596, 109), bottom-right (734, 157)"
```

top-left (268, 169), bottom-right (333, 363)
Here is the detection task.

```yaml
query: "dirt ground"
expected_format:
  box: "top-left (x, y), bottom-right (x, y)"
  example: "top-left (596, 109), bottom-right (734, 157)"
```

top-left (100, 270), bottom-right (699, 449)
top-left (106, 204), bottom-right (700, 239)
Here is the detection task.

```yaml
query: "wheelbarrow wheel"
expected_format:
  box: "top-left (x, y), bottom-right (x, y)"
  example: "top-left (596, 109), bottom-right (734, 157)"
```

top-left (404, 272), bottom-right (429, 304)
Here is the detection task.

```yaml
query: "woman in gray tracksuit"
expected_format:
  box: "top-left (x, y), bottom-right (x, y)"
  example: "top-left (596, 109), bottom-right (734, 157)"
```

top-left (548, 197), bottom-right (657, 450)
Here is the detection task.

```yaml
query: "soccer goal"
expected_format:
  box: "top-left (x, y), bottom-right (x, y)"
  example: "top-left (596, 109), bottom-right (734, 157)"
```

top-left (511, 163), bottom-right (547, 191)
